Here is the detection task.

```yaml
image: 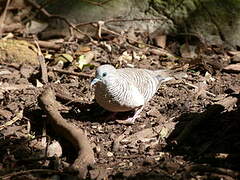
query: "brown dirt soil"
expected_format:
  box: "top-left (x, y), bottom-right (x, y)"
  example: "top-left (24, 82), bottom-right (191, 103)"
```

top-left (0, 40), bottom-right (240, 180)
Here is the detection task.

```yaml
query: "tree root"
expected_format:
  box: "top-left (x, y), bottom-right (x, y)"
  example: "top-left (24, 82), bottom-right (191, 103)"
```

top-left (38, 87), bottom-right (95, 179)
top-left (186, 164), bottom-right (240, 178)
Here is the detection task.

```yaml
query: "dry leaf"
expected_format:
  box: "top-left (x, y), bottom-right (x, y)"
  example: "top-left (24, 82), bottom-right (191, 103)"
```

top-left (227, 50), bottom-right (240, 56)
top-left (76, 45), bottom-right (91, 54)
top-left (36, 79), bottom-right (43, 88)
top-left (224, 63), bottom-right (240, 72)
top-left (55, 53), bottom-right (73, 63)
top-left (2, 33), bottom-right (14, 40)
top-left (119, 51), bottom-right (132, 63)
top-left (47, 140), bottom-right (63, 157)
top-left (0, 110), bottom-right (23, 131)
top-left (154, 35), bottom-right (166, 48)
top-left (76, 51), bottom-right (95, 70)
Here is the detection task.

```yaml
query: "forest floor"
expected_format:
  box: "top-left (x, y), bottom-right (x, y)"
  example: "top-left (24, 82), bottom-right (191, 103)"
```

top-left (0, 1), bottom-right (240, 179)
top-left (0, 35), bottom-right (240, 180)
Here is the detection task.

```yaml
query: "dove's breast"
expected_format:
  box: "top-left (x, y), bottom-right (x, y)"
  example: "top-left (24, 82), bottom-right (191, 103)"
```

top-left (95, 79), bottom-right (144, 112)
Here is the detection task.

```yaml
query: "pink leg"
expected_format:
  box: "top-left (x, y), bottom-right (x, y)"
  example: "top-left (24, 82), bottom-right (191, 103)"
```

top-left (116, 106), bottom-right (144, 125)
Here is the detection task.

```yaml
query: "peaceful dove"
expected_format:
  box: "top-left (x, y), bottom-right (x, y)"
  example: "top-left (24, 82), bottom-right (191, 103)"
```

top-left (91, 64), bottom-right (184, 124)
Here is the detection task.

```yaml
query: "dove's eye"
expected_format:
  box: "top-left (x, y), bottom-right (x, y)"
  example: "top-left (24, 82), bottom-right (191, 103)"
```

top-left (102, 72), bottom-right (107, 77)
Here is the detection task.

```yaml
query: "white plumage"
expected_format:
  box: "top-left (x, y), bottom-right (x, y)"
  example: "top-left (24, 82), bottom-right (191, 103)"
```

top-left (91, 64), bottom-right (177, 124)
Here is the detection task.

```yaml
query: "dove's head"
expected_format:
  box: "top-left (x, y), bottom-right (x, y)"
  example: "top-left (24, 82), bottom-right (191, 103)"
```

top-left (91, 64), bottom-right (118, 86)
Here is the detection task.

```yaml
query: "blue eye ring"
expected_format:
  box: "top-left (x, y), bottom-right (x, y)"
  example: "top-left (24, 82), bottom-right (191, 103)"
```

top-left (102, 72), bottom-right (107, 77)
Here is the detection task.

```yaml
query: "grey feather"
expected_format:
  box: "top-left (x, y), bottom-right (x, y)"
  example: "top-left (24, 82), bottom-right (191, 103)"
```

top-left (91, 64), bottom-right (180, 113)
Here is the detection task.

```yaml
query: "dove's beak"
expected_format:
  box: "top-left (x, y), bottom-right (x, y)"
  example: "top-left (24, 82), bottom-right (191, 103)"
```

top-left (91, 77), bottom-right (101, 87)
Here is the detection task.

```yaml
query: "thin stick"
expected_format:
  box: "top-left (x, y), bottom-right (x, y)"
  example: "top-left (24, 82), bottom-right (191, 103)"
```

top-left (1, 169), bottom-right (62, 180)
top-left (0, 110), bottom-right (23, 131)
top-left (34, 39), bottom-right (48, 84)
top-left (29, 40), bottom-right (61, 50)
top-left (184, 82), bottom-right (216, 97)
top-left (26, 0), bottom-right (93, 41)
top-left (0, 0), bottom-right (11, 37)
top-left (51, 67), bottom-right (94, 78)
top-left (80, 0), bottom-right (113, 6)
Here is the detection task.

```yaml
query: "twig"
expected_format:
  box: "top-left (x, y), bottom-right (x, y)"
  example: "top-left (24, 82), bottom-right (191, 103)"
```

top-left (26, 0), bottom-right (181, 57)
top-left (0, 110), bottom-right (23, 131)
top-left (80, 0), bottom-right (113, 6)
top-left (53, 86), bottom-right (92, 106)
top-left (29, 40), bottom-right (61, 50)
top-left (26, 0), bottom-right (93, 41)
top-left (97, 21), bottom-right (104, 39)
top-left (38, 87), bottom-right (95, 179)
top-left (76, 17), bottom-right (167, 27)
top-left (0, 0), bottom-right (11, 37)
top-left (26, 0), bottom-right (184, 56)
top-left (187, 164), bottom-right (240, 178)
top-left (0, 62), bottom-right (20, 69)
top-left (50, 67), bottom-right (94, 78)
top-left (55, 91), bottom-right (91, 106)
top-left (90, 22), bottom-right (176, 57)
top-left (121, 123), bottom-right (175, 145)
top-left (0, 83), bottom-right (35, 91)
top-left (1, 169), bottom-right (62, 180)
top-left (184, 81), bottom-right (216, 97)
top-left (34, 39), bottom-right (48, 84)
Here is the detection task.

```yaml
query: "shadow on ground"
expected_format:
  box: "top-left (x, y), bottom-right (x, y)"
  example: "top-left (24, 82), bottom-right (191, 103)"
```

top-left (113, 94), bottom-right (240, 179)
